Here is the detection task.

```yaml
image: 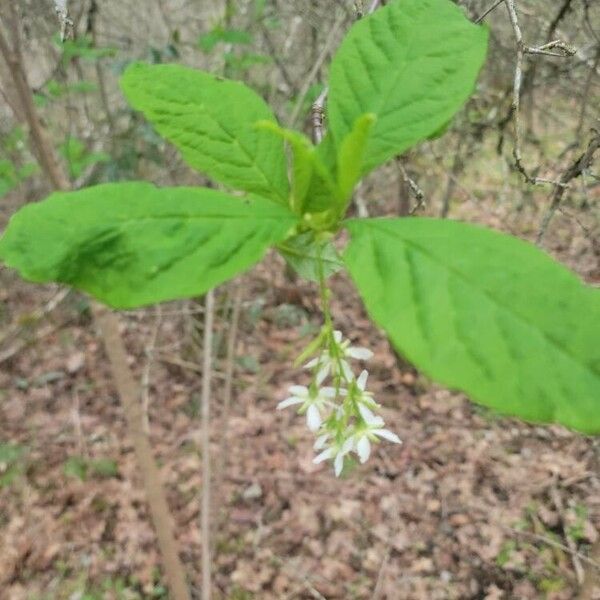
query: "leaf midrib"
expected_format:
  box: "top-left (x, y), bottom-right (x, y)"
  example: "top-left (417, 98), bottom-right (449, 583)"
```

top-left (143, 91), bottom-right (288, 203)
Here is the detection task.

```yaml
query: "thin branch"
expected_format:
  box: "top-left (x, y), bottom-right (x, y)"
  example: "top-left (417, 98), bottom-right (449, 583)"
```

top-left (537, 130), bottom-right (600, 244)
top-left (504, 0), bottom-right (575, 184)
top-left (550, 485), bottom-right (585, 585)
top-left (141, 305), bottom-right (163, 434)
top-left (289, 13), bottom-right (345, 129)
top-left (476, 0), bottom-right (504, 24)
top-left (302, 0), bottom-right (383, 140)
top-left (95, 306), bottom-right (191, 600)
top-left (212, 285), bottom-right (243, 545)
top-left (200, 290), bottom-right (215, 600)
top-left (398, 162), bottom-right (426, 214)
top-left (53, 0), bottom-right (74, 41)
top-left (311, 87), bottom-right (328, 144)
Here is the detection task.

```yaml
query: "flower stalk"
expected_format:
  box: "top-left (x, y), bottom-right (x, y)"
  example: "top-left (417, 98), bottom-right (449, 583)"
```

top-left (278, 253), bottom-right (401, 476)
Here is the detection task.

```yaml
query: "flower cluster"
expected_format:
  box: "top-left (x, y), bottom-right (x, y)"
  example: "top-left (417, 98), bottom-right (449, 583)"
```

top-left (278, 328), bottom-right (401, 476)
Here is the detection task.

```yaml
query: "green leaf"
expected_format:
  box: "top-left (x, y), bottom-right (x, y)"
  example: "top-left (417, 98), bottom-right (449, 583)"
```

top-left (344, 218), bottom-right (600, 434)
top-left (278, 231), bottom-right (343, 282)
top-left (256, 121), bottom-right (338, 216)
top-left (198, 27), bottom-right (253, 53)
top-left (0, 182), bottom-right (297, 309)
top-left (59, 138), bottom-right (110, 179)
top-left (336, 113), bottom-right (376, 202)
top-left (120, 63), bottom-right (289, 204)
top-left (327, 0), bottom-right (488, 174)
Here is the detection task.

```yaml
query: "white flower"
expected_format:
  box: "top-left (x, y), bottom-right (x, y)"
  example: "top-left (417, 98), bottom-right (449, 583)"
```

top-left (304, 331), bottom-right (373, 383)
top-left (277, 384), bottom-right (337, 432)
top-left (354, 425), bottom-right (402, 463)
top-left (354, 370), bottom-right (380, 413)
top-left (313, 435), bottom-right (354, 477)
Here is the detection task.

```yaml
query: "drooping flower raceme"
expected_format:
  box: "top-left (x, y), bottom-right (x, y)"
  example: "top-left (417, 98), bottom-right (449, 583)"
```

top-left (278, 328), bottom-right (402, 476)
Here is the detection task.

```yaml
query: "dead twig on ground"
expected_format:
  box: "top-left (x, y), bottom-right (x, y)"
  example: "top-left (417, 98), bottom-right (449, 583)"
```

top-left (550, 485), bottom-right (585, 585)
top-left (0, 287), bottom-right (69, 348)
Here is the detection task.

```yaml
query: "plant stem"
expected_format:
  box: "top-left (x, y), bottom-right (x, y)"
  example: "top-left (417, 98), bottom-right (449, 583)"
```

top-left (200, 289), bottom-right (215, 600)
top-left (95, 307), bottom-right (191, 600)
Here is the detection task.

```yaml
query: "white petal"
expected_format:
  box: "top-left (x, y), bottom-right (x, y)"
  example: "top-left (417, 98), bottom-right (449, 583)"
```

top-left (313, 448), bottom-right (334, 464)
top-left (319, 386), bottom-right (337, 398)
top-left (373, 429), bottom-right (402, 444)
top-left (346, 347), bottom-right (374, 361)
top-left (334, 452), bottom-right (345, 476)
top-left (341, 436), bottom-right (354, 455)
top-left (304, 357), bottom-right (319, 369)
top-left (341, 360), bottom-right (354, 381)
top-left (358, 404), bottom-right (383, 425)
top-left (356, 435), bottom-right (371, 463)
top-left (314, 434), bottom-right (329, 450)
top-left (315, 363), bottom-right (330, 385)
top-left (333, 330), bottom-right (343, 343)
top-left (357, 370), bottom-right (369, 390)
top-left (306, 404), bottom-right (322, 432)
top-left (277, 396), bottom-right (303, 410)
top-left (289, 385), bottom-right (309, 397)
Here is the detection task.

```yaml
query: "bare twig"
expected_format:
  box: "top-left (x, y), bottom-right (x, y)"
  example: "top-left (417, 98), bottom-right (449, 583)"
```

top-left (301, 0), bottom-right (383, 140)
top-left (0, 8), bottom-right (69, 191)
top-left (200, 290), bottom-right (215, 600)
top-left (372, 548), bottom-right (391, 600)
top-left (0, 287), bottom-right (69, 348)
top-left (502, 525), bottom-right (600, 572)
top-left (398, 162), bottom-right (426, 214)
top-left (311, 87), bottom-right (328, 144)
top-left (550, 486), bottom-right (585, 585)
top-left (537, 130), bottom-right (600, 244)
top-left (576, 45), bottom-right (600, 139)
top-left (504, 0), bottom-right (575, 184)
top-left (212, 285), bottom-right (243, 543)
top-left (476, 0), bottom-right (505, 24)
top-left (53, 0), bottom-right (73, 41)
top-left (95, 307), bottom-right (191, 600)
top-left (578, 538), bottom-right (600, 600)
top-left (289, 14), bottom-right (345, 129)
top-left (141, 305), bottom-right (163, 434)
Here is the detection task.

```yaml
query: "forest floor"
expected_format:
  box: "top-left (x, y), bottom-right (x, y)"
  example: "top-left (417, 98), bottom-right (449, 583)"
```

top-left (1, 178), bottom-right (599, 600)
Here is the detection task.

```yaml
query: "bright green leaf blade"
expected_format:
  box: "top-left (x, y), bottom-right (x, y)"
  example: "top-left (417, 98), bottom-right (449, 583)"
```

top-left (0, 182), bottom-right (297, 309)
top-left (337, 113), bottom-right (376, 201)
top-left (257, 121), bottom-right (338, 215)
top-left (328, 0), bottom-right (488, 173)
top-left (121, 62), bottom-right (289, 204)
top-left (344, 218), bottom-right (600, 433)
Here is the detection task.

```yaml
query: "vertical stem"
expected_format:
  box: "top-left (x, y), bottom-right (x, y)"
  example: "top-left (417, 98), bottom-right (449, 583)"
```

top-left (201, 289), bottom-right (215, 600)
top-left (95, 308), bottom-right (191, 600)
top-left (212, 285), bottom-right (242, 545)
top-left (0, 13), bottom-right (69, 191)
